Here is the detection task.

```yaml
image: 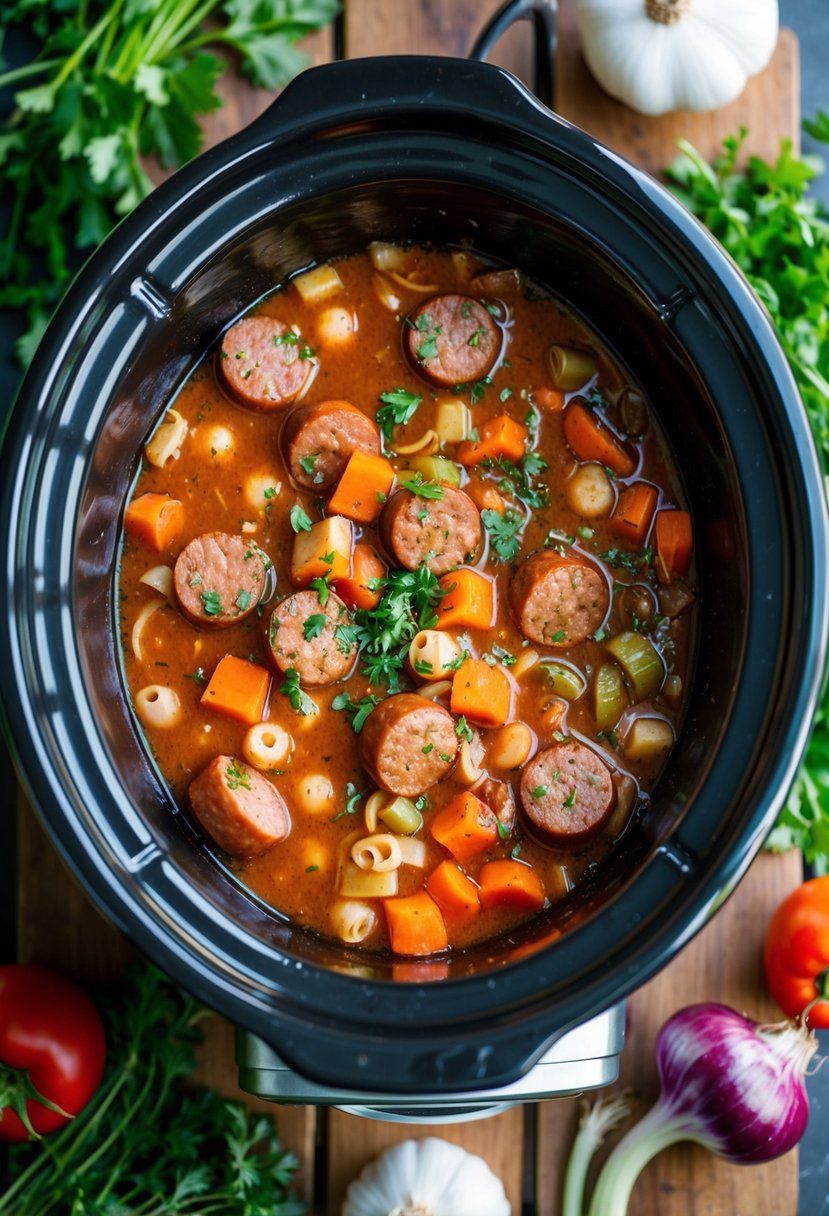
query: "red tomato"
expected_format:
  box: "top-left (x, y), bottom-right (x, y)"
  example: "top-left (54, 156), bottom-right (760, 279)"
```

top-left (764, 875), bottom-right (829, 1029)
top-left (0, 964), bottom-right (106, 1141)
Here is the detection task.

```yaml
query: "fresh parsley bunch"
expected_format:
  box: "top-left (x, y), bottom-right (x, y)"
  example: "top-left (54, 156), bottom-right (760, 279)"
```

top-left (0, 961), bottom-right (304, 1215)
top-left (667, 122), bottom-right (829, 872)
top-left (0, 0), bottom-right (339, 364)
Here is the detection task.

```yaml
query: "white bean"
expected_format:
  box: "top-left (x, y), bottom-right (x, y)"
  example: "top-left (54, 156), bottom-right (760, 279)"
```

top-left (295, 773), bottom-right (335, 814)
top-left (489, 722), bottom-right (534, 770)
top-left (316, 306), bottom-right (357, 346)
top-left (202, 425), bottom-right (234, 457)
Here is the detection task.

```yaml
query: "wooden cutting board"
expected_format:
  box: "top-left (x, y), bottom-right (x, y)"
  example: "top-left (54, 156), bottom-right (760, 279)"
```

top-left (16, 3), bottom-right (803, 1214)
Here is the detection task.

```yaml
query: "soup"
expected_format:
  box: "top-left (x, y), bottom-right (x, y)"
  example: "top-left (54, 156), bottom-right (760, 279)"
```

top-left (117, 243), bottom-right (695, 957)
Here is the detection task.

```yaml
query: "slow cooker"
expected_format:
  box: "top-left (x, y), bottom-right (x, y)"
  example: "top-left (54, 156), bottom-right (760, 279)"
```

top-left (1, 54), bottom-right (826, 1100)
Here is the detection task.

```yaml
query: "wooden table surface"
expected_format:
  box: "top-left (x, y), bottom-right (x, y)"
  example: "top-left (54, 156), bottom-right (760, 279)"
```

top-left (16, 2), bottom-right (805, 1214)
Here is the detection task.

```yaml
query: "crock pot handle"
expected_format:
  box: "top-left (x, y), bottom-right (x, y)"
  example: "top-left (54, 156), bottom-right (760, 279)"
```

top-left (469, 0), bottom-right (557, 109)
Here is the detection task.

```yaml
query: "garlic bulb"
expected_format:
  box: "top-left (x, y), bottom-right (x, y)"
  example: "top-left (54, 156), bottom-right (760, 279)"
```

top-left (576, 0), bottom-right (779, 116)
top-left (342, 1137), bottom-right (510, 1216)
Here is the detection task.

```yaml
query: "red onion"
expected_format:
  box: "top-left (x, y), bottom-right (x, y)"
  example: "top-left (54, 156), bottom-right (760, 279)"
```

top-left (582, 1003), bottom-right (818, 1216)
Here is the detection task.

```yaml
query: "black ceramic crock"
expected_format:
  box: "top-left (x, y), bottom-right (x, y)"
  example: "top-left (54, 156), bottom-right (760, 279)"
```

top-left (1, 56), bottom-right (827, 1095)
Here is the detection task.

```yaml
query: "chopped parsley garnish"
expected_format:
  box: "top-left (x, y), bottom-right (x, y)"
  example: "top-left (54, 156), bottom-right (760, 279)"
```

top-left (438, 752), bottom-right (452, 763)
top-left (416, 334), bottom-right (439, 361)
top-left (531, 785), bottom-right (548, 799)
top-left (351, 564), bottom-right (447, 690)
top-left (563, 788), bottom-right (577, 808)
top-left (225, 761), bottom-right (252, 792)
top-left (201, 589), bottom-right (222, 616)
top-left (376, 388), bottom-right (423, 439)
top-left (290, 504), bottom-right (314, 533)
top-left (189, 572), bottom-right (203, 587)
top-left (414, 658), bottom-right (434, 675)
top-left (263, 486), bottom-right (277, 500)
top-left (235, 590), bottom-right (251, 612)
top-left (551, 629), bottom-right (567, 643)
top-left (455, 715), bottom-right (473, 743)
top-left (186, 666), bottom-right (207, 686)
top-left (331, 691), bottom-right (381, 733)
top-left (401, 471), bottom-right (444, 499)
top-left (467, 326), bottom-right (486, 347)
top-left (334, 622), bottom-right (359, 654)
top-left (305, 865), bottom-right (319, 873)
top-left (302, 613), bottom-right (327, 641)
top-left (500, 387), bottom-right (513, 402)
top-left (496, 820), bottom-right (510, 840)
top-left (481, 507), bottom-right (524, 562)
top-left (279, 668), bottom-right (317, 716)
top-left (599, 547), bottom-right (647, 577)
top-left (422, 742), bottom-right (434, 754)
top-left (298, 345), bottom-right (315, 360)
top-left (299, 453), bottom-right (319, 476)
top-left (484, 452), bottom-right (549, 509)
top-left (310, 574), bottom-right (330, 607)
top-left (510, 841), bottom-right (523, 859)
top-left (274, 330), bottom-right (299, 346)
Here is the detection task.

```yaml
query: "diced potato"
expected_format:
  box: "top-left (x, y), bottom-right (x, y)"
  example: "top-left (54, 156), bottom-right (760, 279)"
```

top-left (625, 716), bottom-right (675, 760)
top-left (291, 515), bottom-right (353, 587)
top-left (404, 455), bottom-right (461, 487)
top-left (339, 859), bottom-right (399, 898)
top-left (566, 462), bottom-right (615, 518)
top-left (368, 242), bottom-right (409, 272)
top-left (202, 425), bottom-right (234, 457)
top-left (293, 264), bottom-right (344, 304)
top-left (435, 399), bottom-right (472, 444)
top-left (244, 473), bottom-right (281, 510)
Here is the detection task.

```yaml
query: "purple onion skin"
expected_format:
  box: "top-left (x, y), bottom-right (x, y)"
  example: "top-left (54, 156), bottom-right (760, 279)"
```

top-left (655, 1002), bottom-right (811, 1163)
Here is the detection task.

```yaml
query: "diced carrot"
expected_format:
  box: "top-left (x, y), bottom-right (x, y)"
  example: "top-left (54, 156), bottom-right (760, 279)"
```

top-left (426, 860), bottom-right (481, 922)
top-left (124, 492), bottom-right (184, 551)
top-left (478, 860), bottom-right (546, 911)
top-left (609, 481), bottom-right (658, 545)
top-left (450, 657), bottom-right (511, 728)
top-left (383, 891), bottom-right (448, 956)
top-left (533, 385), bottom-right (566, 412)
top-left (456, 414), bottom-right (527, 467)
top-left (332, 543), bottom-right (385, 610)
top-left (562, 401), bottom-right (637, 478)
top-left (291, 515), bottom-right (353, 587)
top-left (465, 479), bottom-right (507, 515)
top-left (435, 568), bottom-right (494, 631)
top-left (430, 791), bottom-right (499, 862)
top-left (654, 509), bottom-right (693, 584)
top-left (327, 450), bottom-right (396, 524)
top-left (201, 655), bottom-right (270, 726)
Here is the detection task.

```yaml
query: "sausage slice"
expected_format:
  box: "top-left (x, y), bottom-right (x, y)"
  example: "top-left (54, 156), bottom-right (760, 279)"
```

top-left (190, 755), bottom-right (290, 857)
top-left (359, 693), bottom-right (459, 797)
top-left (219, 317), bottom-right (313, 410)
top-left (477, 777), bottom-right (516, 832)
top-left (404, 294), bottom-right (501, 387)
top-left (174, 532), bottom-right (267, 628)
top-left (281, 399), bottom-right (381, 490)
top-left (380, 485), bottom-right (482, 575)
top-left (510, 550), bottom-right (609, 647)
top-left (267, 589), bottom-right (356, 687)
top-left (520, 741), bottom-right (616, 848)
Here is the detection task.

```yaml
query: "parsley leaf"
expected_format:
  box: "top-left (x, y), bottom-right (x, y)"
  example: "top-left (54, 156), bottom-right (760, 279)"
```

top-left (289, 504), bottom-right (313, 533)
top-left (331, 691), bottom-right (381, 733)
top-left (302, 613), bottom-right (327, 641)
top-left (376, 388), bottom-right (423, 439)
top-left (351, 565), bottom-right (446, 690)
top-left (481, 506), bottom-right (525, 562)
top-left (0, 0), bottom-right (339, 364)
top-left (279, 667), bottom-right (317, 716)
top-left (400, 471), bottom-right (445, 499)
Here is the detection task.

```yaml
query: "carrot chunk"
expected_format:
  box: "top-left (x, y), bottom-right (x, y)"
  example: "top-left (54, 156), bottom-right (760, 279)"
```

top-left (430, 791), bottom-right (499, 862)
top-left (478, 860), bottom-right (546, 911)
top-left (449, 657), bottom-right (511, 727)
top-left (201, 655), bottom-right (270, 726)
top-left (291, 515), bottom-right (353, 587)
top-left (456, 414), bottom-right (527, 467)
top-left (124, 492), bottom-right (184, 551)
top-left (562, 401), bottom-right (637, 478)
top-left (436, 568), bottom-right (495, 631)
top-left (654, 509), bottom-right (693, 583)
top-left (533, 385), bottom-right (566, 412)
top-left (609, 481), bottom-right (658, 545)
top-left (426, 860), bottom-right (481, 921)
top-left (327, 450), bottom-right (396, 524)
top-left (332, 543), bottom-right (385, 610)
top-left (384, 891), bottom-right (448, 956)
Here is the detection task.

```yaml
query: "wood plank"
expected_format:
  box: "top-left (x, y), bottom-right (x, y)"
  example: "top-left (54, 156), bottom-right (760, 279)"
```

top-left (535, 853), bottom-right (804, 1216)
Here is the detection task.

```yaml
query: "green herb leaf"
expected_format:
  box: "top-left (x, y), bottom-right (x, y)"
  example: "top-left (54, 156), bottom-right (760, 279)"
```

top-left (401, 471), bottom-right (444, 499)
top-left (481, 506), bottom-right (525, 562)
top-left (302, 613), bottom-right (327, 641)
top-left (290, 504), bottom-right (314, 533)
top-left (201, 589), bottom-right (222, 616)
top-left (376, 388), bottom-right (423, 439)
top-left (279, 667), bottom-right (317, 716)
top-left (331, 691), bottom-right (381, 733)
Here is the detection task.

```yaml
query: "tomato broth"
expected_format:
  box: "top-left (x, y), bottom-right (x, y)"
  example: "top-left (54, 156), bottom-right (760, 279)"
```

top-left (117, 244), bottom-right (695, 956)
